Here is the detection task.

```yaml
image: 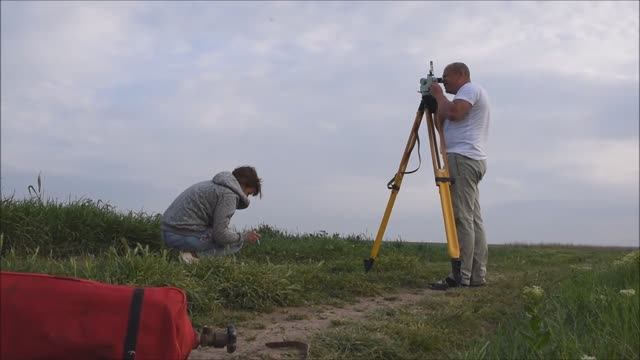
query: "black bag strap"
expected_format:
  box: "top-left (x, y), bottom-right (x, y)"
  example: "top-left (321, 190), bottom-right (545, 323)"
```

top-left (123, 288), bottom-right (145, 360)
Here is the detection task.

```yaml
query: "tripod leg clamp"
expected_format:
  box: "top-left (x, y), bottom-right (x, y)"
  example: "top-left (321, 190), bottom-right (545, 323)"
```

top-left (435, 176), bottom-right (455, 184)
top-left (386, 178), bottom-right (400, 191)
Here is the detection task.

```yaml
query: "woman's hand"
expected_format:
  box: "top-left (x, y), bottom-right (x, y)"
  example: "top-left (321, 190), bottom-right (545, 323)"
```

top-left (243, 231), bottom-right (261, 244)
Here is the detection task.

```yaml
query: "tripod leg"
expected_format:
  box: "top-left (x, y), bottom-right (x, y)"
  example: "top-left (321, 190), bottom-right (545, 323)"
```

top-left (437, 181), bottom-right (460, 259)
top-left (365, 107), bottom-right (425, 272)
top-left (424, 111), bottom-right (460, 260)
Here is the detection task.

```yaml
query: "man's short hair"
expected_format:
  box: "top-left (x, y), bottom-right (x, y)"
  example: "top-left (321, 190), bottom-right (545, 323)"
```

top-left (446, 62), bottom-right (471, 79)
top-left (233, 166), bottom-right (262, 197)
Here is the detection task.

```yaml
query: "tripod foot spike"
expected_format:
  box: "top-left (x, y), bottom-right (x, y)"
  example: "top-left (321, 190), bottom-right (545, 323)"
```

top-left (364, 258), bottom-right (375, 273)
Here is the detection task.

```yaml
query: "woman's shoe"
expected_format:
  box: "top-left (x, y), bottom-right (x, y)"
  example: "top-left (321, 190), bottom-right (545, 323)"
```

top-left (179, 252), bottom-right (199, 264)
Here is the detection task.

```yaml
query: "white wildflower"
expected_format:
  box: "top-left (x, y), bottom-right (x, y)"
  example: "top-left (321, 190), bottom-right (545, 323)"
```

top-left (523, 285), bottom-right (545, 300)
top-left (614, 251), bottom-right (640, 267)
top-left (619, 289), bottom-right (636, 297)
top-left (580, 355), bottom-right (596, 360)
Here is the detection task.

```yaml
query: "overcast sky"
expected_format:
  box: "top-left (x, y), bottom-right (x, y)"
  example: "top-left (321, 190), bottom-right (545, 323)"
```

top-left (2, 1), bottom-right (638, 247)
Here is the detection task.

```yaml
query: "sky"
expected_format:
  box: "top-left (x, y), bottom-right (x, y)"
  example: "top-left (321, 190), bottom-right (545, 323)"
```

top-left (1, 1), bottom-right (638, 247)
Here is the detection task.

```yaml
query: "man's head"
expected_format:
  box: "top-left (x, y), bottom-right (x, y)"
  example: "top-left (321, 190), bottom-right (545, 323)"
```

top-left (232, 166), bottom-right (262, 198)
top-left (442, 62), bottom-right (471, 95)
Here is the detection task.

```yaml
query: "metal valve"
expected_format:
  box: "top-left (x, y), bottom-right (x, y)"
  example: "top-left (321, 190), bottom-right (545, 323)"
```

top-left (197, 324), bottom-right (237, 353)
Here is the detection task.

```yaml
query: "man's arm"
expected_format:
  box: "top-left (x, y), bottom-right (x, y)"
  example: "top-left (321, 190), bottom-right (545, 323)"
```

top-left (429, 83), bottom-right (473, 122)
top-left (433, 94), bottom-right (472, 122)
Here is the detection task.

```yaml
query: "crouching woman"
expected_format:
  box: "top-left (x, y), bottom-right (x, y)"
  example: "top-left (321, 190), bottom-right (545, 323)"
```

top-left (160, 166), bottom-right (262, 263)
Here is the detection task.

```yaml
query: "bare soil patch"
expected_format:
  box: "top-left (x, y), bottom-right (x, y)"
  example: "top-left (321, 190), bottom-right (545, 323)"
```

top-left (189, 288), bottom-right (446, 359)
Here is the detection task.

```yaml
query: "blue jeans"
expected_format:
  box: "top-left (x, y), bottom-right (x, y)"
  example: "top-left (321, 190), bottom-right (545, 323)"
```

top-left (161, 229), bottom-right (243, 257)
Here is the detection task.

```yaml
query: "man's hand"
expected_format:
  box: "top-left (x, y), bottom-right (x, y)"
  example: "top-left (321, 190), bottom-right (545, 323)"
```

top-left (243, 231), bottom-right (261, 244)
top-left (430, 83), bottom-right (444, 97)
top-left (431, 83), bottom-right (447, 127)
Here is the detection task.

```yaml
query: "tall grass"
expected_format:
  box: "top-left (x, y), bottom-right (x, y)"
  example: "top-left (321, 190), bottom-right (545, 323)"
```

top-left (0, 197), bottom-right (450, 326)
top-left (462, 251), bottom-right (640, 360)
top-left (1, 195), bottom-right (637, 359)
top-left (0, 196), bottom-right (163, 256)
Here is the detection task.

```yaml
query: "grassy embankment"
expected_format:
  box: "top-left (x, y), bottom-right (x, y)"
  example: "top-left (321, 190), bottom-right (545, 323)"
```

top-left (1, 196), bottom-right (638, 359)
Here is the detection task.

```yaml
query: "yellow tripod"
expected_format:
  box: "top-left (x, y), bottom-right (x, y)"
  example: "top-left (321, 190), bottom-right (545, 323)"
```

top-left (364, 62), bottom-right (461, 279)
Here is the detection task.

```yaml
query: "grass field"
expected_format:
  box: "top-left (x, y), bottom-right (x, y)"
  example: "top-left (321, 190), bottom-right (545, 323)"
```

top-left (1, 196), bottom-right (638, 359)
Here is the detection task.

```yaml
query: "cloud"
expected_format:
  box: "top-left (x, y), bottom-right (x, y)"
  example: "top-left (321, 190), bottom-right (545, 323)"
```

top-left (1, 2), bottom-right (152, 88)
top-left (545, 138), bottom-right (639, 187)
top-left (1, 1), bottom-right (638, 246)
top-left (306, 173), bottom-right (442, 218)
top-left (398, 2), bottom-right (640, 85)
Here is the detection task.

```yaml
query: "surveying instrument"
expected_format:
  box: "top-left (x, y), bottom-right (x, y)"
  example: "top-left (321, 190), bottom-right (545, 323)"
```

top-left (364, 61), bottom-right (462, 282)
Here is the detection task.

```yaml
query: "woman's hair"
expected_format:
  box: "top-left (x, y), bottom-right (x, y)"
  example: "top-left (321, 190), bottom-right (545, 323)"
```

top-left (232, 166), bottom-right (262, 198)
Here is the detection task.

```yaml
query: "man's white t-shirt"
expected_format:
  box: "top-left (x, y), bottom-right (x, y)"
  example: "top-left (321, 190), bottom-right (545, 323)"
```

top-left (443, 82), bottom-right (490, 160)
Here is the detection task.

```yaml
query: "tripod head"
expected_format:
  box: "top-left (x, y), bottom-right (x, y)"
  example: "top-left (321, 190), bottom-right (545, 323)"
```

top-left (419, 61), bottom-right (443, 97)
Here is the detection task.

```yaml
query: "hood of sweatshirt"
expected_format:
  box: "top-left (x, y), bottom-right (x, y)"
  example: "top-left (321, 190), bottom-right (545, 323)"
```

top-left (212, 171), bottom-right (250, 209)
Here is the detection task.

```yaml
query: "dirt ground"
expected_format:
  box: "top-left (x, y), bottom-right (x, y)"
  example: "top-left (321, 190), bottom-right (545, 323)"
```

top-left (188, 288), bottom-right (444, 360)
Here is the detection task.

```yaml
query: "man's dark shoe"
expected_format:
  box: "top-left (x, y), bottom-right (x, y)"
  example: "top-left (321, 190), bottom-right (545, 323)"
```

top-left (428, 277), bottom-right (459, 291)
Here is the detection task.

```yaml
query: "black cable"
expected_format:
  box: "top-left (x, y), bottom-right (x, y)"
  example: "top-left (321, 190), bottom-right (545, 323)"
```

top-left (403, 131), bottom-right (422, 175)
top-left (387, 130), bottom-right (422, 190)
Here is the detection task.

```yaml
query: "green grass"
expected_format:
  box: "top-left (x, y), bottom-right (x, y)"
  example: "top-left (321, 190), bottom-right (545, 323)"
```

top-left (1, 196), bottom-right (638, 359)
top-left (1, 196), bottom-right (163, 256)
top-left (309, 247), bottom-right (637, 360)
top-left (460, 251), bottom-right (640, 360)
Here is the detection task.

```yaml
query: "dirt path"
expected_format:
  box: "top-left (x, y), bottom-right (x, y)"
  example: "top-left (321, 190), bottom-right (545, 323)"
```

top-left (189, 288), bottom-right (444, 360)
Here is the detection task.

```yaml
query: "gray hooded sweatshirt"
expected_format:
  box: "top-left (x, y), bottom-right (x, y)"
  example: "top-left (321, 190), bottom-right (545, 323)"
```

top-left (161, 172), bottom-right (249, 246)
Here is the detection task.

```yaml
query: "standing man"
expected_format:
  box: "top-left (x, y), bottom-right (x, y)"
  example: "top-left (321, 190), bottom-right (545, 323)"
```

top-left (161, 166), bottom-right (262, 264)
top-left (428, 62), bottom-right (491, 290)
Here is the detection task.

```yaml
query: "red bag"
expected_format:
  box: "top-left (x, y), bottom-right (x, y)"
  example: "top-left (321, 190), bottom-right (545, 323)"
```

top-left (1, 271), bottom-right (198, 360)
